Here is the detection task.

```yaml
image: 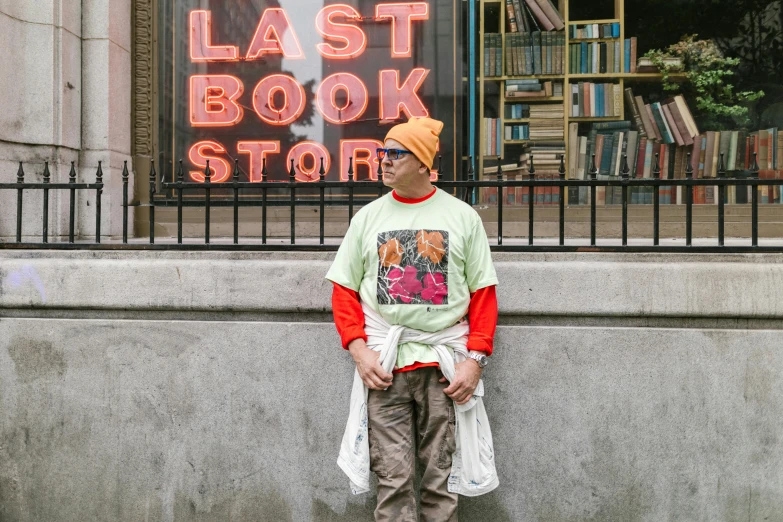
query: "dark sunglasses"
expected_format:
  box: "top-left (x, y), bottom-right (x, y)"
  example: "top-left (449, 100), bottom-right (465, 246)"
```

top-left (377, 148), bottom-right (414, 161)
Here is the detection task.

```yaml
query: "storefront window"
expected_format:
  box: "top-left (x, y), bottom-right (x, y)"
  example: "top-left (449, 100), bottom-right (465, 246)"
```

top-left (157, 0), bottom-right (465, 194)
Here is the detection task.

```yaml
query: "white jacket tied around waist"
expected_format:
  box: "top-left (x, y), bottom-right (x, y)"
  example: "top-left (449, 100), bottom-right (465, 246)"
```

top-left (337, 304), bottom-right (499, 497)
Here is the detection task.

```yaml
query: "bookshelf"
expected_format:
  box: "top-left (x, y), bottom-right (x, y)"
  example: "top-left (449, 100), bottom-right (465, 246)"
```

top-left (477, 0), bottom-right (685, 181)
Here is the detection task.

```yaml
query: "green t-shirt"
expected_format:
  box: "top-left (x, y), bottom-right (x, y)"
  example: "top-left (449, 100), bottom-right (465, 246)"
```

top-left (325, 188), bottom-right (498, 368)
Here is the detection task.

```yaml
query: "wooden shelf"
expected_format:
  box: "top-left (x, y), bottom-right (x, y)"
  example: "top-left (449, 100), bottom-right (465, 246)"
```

top-left (568, 19), bottom-right (620, 25)
top-left (504, 96), bottom-right (564, 102)
top-left (568, 116), bottom-right (623, 121)
top-left (489, 75), bottom-right (565, 81)
top-left (569, 38), bottom-right (620, 43)
top-left (568, 73), bottom-right (686, 80)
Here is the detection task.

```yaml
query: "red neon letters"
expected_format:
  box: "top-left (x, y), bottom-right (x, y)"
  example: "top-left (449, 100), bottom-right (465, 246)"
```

top-left (186, 7), bottom-right (436, 182)
top-left (246, 8), bottom-right (304, 60)
top-left (316, 73), bottom-right (368, 124)
top-left (237, 141), bottom-right (280, 182)
top-left (374, 3), bottom-right (429, 58)
top-left (252, 74), bottom-right (306, 125)
top-left (190, 10), bottom-right (239, 61)
top-left (190, 75), bottom-right (244, 126)
top-left (287, 141), bottom-right (331, 182)
top-left (341, 140), bottom-right (383, 181)
top-left (379, 68), bottom-right (430, 120)
top-left (315, 5), bottom-right (366, 59)
top-left (189, 141), bottom-right (232, 183)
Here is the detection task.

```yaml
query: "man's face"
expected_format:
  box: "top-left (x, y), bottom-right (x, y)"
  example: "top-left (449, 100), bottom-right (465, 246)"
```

top-left (381, 138), bottom-right (427, 189)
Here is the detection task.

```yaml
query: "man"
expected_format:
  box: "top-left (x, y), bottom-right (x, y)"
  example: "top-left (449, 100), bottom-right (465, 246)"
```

top-left (326, 117), bottom-right (498, 521)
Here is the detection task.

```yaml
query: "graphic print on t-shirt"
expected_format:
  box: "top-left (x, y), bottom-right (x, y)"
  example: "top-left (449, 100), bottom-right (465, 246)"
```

top-left (377, 229), bottom-right (449, 305)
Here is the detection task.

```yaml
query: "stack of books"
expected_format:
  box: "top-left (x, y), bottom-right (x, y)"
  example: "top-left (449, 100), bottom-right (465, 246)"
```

top-left (570, 82), bottom-right (622, 117)
top-left (505, 80), bottom-right (562, 98)
top-left (529, 105), bottom-right (565, 140)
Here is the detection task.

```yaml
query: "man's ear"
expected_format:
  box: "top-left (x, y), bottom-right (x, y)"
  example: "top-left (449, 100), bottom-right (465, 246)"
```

top-left (419, 163), bottom-right (430, 176)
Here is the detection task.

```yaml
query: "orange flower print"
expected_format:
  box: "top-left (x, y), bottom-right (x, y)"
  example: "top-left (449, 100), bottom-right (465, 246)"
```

top-left (378, 238), bottom-right (403, 267)
top-left (416, 230), bottom-right (446, 264)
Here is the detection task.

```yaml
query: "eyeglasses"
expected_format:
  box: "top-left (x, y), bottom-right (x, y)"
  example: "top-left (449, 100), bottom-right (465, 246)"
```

top-left (376, 148), bottom-right (414, 161)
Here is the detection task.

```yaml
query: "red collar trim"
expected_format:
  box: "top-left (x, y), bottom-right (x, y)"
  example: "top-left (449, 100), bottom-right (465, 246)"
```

top-left (392, 188), bottom-right (437, 204)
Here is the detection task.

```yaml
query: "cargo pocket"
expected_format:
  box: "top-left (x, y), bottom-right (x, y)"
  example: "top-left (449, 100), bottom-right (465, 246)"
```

top-left (436, 402), bottom-right (457, 469)
top-left (368, 427), bottom-right (388, 478)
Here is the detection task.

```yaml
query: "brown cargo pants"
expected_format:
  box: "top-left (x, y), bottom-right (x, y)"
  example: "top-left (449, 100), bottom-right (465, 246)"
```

top-left (367, 366), bottom-right (458, 522)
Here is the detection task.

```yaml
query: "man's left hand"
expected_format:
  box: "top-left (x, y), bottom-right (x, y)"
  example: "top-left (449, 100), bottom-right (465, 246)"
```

top-left (440, 359), bottom-right (482, 405)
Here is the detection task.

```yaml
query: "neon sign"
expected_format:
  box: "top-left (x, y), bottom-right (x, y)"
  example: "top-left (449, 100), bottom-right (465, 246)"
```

top-left (183, 2), bottom-right (444, 183)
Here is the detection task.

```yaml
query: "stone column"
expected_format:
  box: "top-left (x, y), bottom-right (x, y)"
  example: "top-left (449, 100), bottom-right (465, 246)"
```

top-left (0, 2), bottom-right (83, 240)
top-left (79, 0), bottom-right (134, 240)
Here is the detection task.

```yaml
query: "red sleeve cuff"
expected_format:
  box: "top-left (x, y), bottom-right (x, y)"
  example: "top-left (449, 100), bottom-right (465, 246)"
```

top-left (340, 326), bottom-right (368, 350)
top-left (467, 285), bottom-right (498, 356)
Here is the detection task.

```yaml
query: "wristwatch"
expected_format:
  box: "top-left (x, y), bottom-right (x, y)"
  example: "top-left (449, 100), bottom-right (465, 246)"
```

top-left (468, 352), bottom-right (489, 369)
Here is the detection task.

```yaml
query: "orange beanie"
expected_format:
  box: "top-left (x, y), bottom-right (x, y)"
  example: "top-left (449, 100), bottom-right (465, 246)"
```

top-left (384, 117), bottom-right (444, 169)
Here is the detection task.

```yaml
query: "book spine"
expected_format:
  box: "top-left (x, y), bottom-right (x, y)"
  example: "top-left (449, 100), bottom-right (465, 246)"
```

top-left (523, 0), bottom-right (555, 31)
top-left (624, 88), bottom-right (646, 137)
top-left (534, 0), bottom-right (565, 30)
top-left (506, 0), bottom-right (518, 32)
top-left (630, 37), bottom-right (637, 73)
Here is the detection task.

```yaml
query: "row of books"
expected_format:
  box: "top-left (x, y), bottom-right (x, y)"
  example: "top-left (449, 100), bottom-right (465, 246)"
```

top-left (624, 89), bottom-right (700, 146)
top-left (504, 124), bottom-right (530, 140)
top-left (504, 103), bottom-right (531, 119)
top-left (569, 83), bottom-right (622, 118)
top-left (568, 38), bottom-right (637, 74)
top-left (569, 23), bottom-right (620, 40)
top-left (484, 118), bottom-right (503, 156)
top-left (505, 0), bottom-right (564, 33)
top-left (505, 80), bottom-right (563, 98)
top-left (504, 31), bottom-right (566, 76)
top-left (568, 120), bottom-right (783, 205)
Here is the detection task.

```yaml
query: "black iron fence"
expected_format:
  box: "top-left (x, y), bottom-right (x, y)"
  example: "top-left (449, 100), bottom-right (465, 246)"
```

top-left (2, 152), bottom-right (783, 252)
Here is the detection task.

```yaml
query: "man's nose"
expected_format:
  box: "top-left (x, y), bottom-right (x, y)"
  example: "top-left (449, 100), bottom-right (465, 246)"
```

top-left (381, 155), bottom-right (392, 166)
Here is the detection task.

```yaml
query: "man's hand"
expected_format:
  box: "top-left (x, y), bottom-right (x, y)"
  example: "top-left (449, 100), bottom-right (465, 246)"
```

top-left (348, 339), bottom-right (393, 390)
top-left (440, 359), bottom-right (482, 405)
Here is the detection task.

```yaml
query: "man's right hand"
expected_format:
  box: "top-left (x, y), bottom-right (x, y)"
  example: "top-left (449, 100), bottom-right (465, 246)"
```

top-left (348, 339), bottom-right (393, 390)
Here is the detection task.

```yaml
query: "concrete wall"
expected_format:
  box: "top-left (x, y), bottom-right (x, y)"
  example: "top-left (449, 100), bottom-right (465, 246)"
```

top-left (1, 251), bottom-right (782, 521)
top-left (0, 1), bottom-right (133, 241)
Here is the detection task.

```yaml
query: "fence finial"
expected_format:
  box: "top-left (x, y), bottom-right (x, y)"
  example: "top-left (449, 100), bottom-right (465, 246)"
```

top-left (558, 154), bottom-right (566, 180)
top-left (589, 154), bottom-right (597, 180)
top-left (652, 153), bottom-right (660, 179)
top-left (69, 161), bottom-right (77, 183)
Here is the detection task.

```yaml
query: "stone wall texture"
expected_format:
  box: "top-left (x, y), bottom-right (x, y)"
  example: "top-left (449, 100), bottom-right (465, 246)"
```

top-left (1, 251), bottom-right (782, 521)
